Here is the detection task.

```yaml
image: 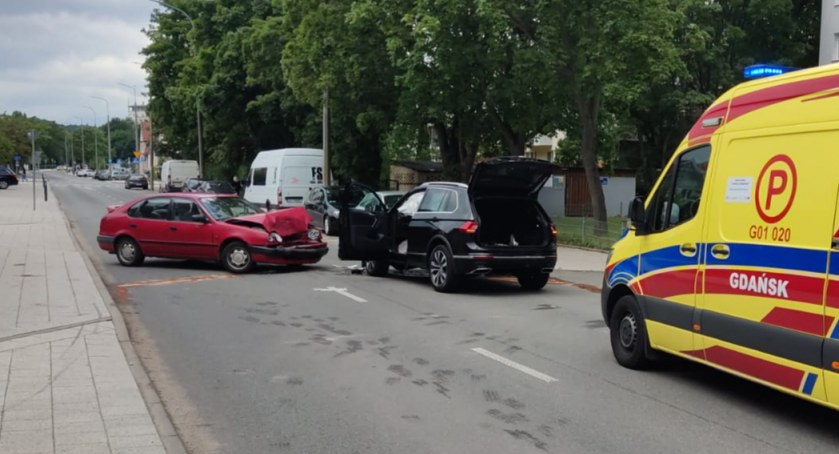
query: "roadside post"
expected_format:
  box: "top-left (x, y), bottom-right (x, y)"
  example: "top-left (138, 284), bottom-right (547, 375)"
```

top-left (27, 130), bottom-right (37, 210)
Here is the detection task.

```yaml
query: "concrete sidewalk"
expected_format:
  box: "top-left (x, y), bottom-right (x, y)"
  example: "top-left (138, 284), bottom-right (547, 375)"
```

top-left (555, 246), bottom-right (608, 272)
top-left (0, 181), bottom-right (168, 453)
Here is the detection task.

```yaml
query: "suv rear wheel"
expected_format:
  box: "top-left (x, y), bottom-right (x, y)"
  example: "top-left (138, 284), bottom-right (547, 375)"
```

top-left (517, 273), bottom-right (550, 290)
top-left (428, 244), bottom-right (459, 292)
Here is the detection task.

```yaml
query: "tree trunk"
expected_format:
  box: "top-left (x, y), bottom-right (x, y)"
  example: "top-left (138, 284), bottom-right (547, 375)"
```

top-left (576, 92), bottom-right (609, 236)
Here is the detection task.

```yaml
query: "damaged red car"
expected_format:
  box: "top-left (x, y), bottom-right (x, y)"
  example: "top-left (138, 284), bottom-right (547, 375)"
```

top-left (97, 194), bottom-right (328, 273)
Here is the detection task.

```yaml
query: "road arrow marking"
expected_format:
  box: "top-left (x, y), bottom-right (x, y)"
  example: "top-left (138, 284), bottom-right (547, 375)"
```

top-left (314, 286), bottom-right (367, 303)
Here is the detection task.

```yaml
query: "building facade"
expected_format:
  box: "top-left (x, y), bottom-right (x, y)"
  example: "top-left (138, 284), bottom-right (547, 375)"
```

top-left (822, 0), bottom-right (839, 65)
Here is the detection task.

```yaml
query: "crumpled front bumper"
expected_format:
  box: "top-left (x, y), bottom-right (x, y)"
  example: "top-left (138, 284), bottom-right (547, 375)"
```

top-left (250, 243), bottom-right (329, 263)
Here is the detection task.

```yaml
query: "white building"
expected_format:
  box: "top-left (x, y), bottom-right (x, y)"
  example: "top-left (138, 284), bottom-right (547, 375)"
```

top-left (821, 0), bottom-right (839, 65)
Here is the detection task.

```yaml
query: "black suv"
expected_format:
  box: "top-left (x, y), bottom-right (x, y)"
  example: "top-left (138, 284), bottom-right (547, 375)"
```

top-left (339, 157), bottom-right (558, 292)
top-left (0, 167), bottom-right (19, 189)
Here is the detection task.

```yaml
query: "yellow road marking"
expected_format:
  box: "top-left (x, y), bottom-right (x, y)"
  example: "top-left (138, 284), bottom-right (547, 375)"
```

top-left (117, 274), bottom-right (238, 289)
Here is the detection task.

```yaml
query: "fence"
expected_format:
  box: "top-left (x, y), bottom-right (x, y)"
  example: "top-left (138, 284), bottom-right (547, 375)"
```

top-left (552, 205), bottom-right (627, 250)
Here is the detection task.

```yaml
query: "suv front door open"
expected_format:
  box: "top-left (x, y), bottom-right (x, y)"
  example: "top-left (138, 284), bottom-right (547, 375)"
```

top-left (338, 184), bottom-right (389, 261)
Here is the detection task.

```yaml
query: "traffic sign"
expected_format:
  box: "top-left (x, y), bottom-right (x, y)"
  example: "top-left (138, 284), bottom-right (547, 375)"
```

top-left (13, 154), bottom-right (21, 161)
top-left (134, 151), bottom-right (142, 158)
top-left (132, 158), bottom-right (140, 164)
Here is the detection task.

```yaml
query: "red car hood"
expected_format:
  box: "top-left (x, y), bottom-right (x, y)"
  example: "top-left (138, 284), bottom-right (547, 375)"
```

top-left (227, 207), bottom-right (312, 236)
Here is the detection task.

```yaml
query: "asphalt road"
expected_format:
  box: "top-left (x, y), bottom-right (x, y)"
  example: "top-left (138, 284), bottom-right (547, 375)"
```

top-left (48, 170), bottom-right (839, 454)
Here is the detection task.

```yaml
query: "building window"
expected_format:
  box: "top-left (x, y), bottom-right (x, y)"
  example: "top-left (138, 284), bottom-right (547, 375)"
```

top-left (835, 34), bottom-right (839, 62)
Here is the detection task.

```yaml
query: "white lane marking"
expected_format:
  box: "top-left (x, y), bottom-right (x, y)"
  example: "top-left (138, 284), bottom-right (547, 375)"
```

top-left (471, 347), bottom-right (558, 383)
top-left (314, 286), bottom-right (367, 303)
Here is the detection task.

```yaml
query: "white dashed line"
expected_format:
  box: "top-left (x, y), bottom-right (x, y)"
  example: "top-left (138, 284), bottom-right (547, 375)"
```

top-left (471, 347), bottom-right (558, 383)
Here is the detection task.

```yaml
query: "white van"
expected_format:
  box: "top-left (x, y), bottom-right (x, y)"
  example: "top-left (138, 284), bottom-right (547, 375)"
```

top-left (160, 160), bottom-right (199, 192)
top-left (244, 148), bottom-right (324, 208)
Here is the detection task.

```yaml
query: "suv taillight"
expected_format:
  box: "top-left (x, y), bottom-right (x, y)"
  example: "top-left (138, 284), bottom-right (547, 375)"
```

top-left (459, 221), bottom-right (478, 234)
top-left (550, 224), bottom-right (557, 236)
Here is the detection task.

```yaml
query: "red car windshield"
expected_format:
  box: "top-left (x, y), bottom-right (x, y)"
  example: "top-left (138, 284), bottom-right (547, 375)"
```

top-left (200, 197), bottom-right (264, 220)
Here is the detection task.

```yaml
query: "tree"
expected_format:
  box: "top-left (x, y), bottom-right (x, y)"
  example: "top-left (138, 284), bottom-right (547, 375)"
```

top-left (529, 0), bottom-right (681, 233)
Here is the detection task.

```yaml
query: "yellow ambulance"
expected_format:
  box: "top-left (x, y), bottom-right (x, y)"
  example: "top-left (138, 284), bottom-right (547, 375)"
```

top-left (602, 63), bottom-right (839, 409)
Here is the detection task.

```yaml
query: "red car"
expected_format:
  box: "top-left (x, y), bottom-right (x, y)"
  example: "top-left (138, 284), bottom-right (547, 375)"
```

top-left (97, 193), bottom-right (328, 273)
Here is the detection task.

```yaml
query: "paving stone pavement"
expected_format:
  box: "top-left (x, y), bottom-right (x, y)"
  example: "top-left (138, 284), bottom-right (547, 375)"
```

top-left (0, 178), bottom-right (166, 454)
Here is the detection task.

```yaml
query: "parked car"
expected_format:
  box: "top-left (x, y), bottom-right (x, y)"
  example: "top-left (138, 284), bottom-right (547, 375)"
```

top-left (76, 168), bottom-right (89, 177)
top-left (0, 167), bottom-right (19, 189)
top-left (183, 178), bottom-right (237, 194)
top-left (97, 193), bottom-right (328, 273)
top-left (160, 160), bottom-right (199, 192)
top-left (305, 186), bottom-right (370, 236)
top-left (110, 168), bottom-right (131, 180)
top-left (124, 175), bottom-right (149, 190)
top-left (94, 169), bottom-right (111, 180)
top-left (356, 190), bottom-right (406, 212)
top-left (339, 157), bottom-right (559, 292)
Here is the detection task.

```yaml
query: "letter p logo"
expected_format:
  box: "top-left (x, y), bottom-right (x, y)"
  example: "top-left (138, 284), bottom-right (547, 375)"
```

top-left (755, 155), bottom-right (797, 224)
top-left (765, 170), bottom-right (788, 210)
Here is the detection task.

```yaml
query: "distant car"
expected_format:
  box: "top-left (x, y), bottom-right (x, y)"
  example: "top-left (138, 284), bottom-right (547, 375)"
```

top-left (339, 157), bottom-right (559, 292)
top-left (304, 186), bottom-right (366, 236)
top-left (125, 175), bottom-right (149, 190)
top-left (94, 169), bottom-right (111, 180)
top-left (183, 179), bottom-right (236, 194)
top-left (97, 193), bottom-right (328, 273)
top-left (0, 167), bottom-right (19, 189)
top-left (110, 168), bottom-right (130, 180)
top-left (76, 169), bottom-right (88, 177)
top-left (356, 190), bottom-right (406, 212)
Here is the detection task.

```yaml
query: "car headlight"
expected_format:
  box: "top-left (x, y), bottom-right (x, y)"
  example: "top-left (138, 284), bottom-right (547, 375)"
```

top-left (307, 229), bottom-right (321, 241)
top-left (268, 232), bottom-right (283, 244)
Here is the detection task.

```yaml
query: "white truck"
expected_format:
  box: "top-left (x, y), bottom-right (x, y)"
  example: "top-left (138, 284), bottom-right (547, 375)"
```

top-left (160, 160), bottom-right (199, 192)
top-left (244, 148), bottom-right (324, 208)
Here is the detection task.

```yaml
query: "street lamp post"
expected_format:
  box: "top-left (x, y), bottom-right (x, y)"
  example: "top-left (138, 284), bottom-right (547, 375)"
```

top-left (91, 96), bottom-right (112, 168)
top-left (119, 83), bottom-right (139, 165)
top-left (74, 116), bottom-right (85, 168)
top-left (150, 0), bottom-right (203, 178)
top-left (82, 106), bottom-right (98, 170)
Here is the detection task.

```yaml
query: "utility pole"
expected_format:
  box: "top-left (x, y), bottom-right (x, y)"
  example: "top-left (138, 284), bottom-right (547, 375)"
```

top-left (74, 116), bottom-right (85, 168)
top-left (119, 83), bottom-right (139, 170)
top-left (83, 106), bottom-right (98, 169)
top-left (64, 131), bottom-right (69, 167)
top-left (149, 112), bottom-right (155, 191)
top-left (323, 89), bottom-right (330, 186)
top-left (92, 96), bottom-right (111, 168)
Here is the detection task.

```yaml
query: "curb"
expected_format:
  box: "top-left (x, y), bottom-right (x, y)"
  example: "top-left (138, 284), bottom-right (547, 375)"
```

top-left (53, 183), bottom-right (189, 454)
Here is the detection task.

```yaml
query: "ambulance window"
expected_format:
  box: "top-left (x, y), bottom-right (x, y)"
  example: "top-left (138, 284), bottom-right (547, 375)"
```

top-left (648, 145), bottom-right (711, 232)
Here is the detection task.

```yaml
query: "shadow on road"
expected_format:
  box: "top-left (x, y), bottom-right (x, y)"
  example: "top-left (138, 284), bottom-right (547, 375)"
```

top-left (651, 356), bottom-right (839, 436)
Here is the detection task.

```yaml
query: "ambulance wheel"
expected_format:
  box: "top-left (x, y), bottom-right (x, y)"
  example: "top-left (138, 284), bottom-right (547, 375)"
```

top-left (609, 295), bottom-right (652, 369)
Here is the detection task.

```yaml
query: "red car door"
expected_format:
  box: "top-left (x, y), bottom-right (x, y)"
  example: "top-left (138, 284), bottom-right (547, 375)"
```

top-left (130, 197), bottom-right (173, 257)
top-left (167, 198), bottom-right (216, 259)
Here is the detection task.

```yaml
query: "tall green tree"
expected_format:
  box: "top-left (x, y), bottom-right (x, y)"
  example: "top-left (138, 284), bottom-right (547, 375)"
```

top-left (530, 0), bottom-right (681, 232)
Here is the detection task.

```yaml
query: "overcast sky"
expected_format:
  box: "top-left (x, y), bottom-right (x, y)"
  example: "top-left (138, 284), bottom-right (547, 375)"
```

top-left (0, 0), bottom-right (155, 126)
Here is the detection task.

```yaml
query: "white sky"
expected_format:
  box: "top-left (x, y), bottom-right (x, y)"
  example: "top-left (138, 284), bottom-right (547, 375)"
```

top-left (0, 0), bottom-right (155, 126)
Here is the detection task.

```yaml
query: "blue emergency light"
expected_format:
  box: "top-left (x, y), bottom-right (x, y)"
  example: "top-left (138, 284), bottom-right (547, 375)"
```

top-left (744, 64), bottom-right (798, 80)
